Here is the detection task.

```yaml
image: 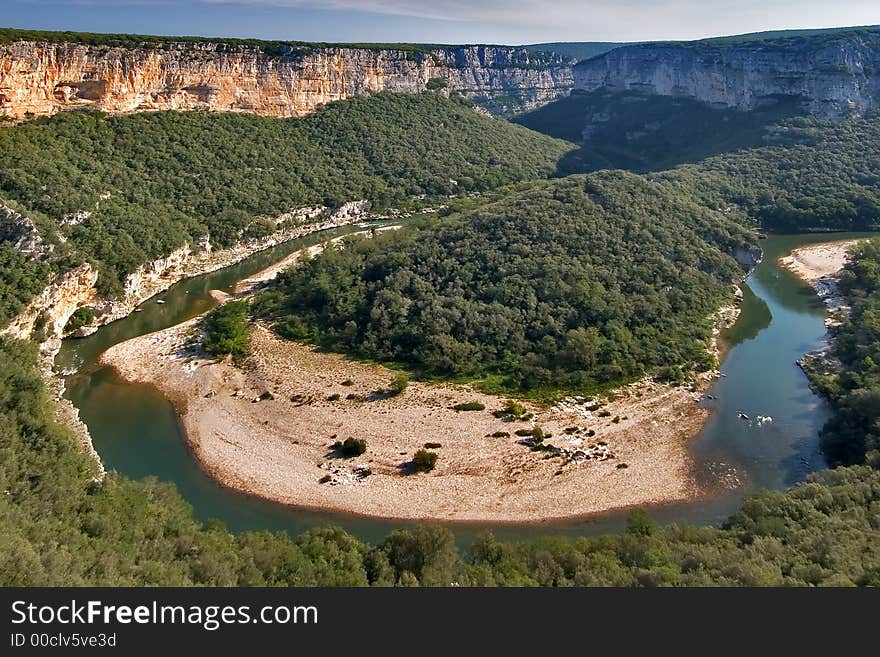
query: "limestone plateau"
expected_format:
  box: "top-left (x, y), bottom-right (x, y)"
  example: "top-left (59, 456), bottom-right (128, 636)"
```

top-left (575, 30), bottom-right (880, 119)
top-left (0, 40), bottom-right (574, 120)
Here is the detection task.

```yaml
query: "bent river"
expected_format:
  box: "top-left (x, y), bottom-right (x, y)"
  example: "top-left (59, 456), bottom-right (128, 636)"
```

top-left (54, 230), bottom-right (873, 544)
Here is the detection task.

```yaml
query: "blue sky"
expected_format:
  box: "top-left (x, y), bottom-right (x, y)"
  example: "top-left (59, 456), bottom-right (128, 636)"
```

top-left (3, 1), bottom-right (880, 45)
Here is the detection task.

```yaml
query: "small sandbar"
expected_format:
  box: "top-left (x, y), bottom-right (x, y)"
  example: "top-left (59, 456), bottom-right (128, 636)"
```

top-left (778, 239), bottom-right (863, 282)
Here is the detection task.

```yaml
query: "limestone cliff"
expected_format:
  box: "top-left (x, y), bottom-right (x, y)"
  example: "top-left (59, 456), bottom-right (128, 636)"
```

top-left (574, 30), bottom-right (880, 118)
top-left (0, 39), bottom-right (573, 120)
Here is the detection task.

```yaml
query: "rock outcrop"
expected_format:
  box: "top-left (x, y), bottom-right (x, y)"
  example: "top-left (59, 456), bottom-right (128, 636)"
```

top-left (574, 30), bottom-right (880, 118)
top-left (1, 263), bottom-right (99, 341)
top-left (0, 203), bottom-right (51, 257)
top-left (0, 39), bottom-right (573, 120)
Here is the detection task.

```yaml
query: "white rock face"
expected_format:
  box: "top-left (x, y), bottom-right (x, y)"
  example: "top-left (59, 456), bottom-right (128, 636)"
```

top-left (574, 31), bottom-right (880, 119)
top-left (0, 41), bottom-right (573, 119)
top-left (0, 203), bottom-right (50, 256)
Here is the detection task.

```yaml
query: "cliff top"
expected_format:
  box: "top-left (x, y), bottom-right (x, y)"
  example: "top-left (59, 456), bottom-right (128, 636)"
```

top-left (0, 26), bottom-right (566, 64)
top-left (574, 25), bottom-right (880, 69)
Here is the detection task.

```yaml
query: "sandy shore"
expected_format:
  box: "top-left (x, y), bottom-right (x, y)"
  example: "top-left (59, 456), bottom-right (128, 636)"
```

top-left (778, 240), bottom-right (862, 282)
top-left (101, 314), bottom-right (733, 522)
top-left (779, 239), bottom-right (866, 317)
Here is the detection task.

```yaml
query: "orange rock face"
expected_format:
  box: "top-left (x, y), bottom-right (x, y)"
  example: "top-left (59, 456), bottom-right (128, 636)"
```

top-left (0, 41), bottom-right (573, 119)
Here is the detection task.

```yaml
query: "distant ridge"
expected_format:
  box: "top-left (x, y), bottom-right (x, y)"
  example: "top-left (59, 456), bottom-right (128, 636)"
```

top-left (525, 24), bottom-right (880, 62)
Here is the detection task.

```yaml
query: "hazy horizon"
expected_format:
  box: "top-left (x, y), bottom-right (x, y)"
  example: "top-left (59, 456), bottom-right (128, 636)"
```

top-left (3, 1), bottom-right (880, 46)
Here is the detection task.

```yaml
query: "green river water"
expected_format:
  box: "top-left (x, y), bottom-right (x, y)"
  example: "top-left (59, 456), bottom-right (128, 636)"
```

top-left (54, 230), bottom-right (874, 544)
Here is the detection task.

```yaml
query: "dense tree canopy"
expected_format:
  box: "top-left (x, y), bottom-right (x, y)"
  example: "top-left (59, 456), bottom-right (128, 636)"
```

top-left (2, 333), bottom-right (879, 586)
top-left (657, 113), bottom-right (880, 232)
top-left (0, 93), bottom-right (569, 294)
top-left (255, 171), bottom-right (754, 392)
top-left (807, 239), bottom-right (880, 467)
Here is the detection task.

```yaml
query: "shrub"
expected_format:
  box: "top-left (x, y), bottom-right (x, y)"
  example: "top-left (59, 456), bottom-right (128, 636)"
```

top-left (319, 474), bottom-right (332, 484)
top-left (489, 431), bottom-right (510, 438)
top-left (493, 400), bottom-right (528, 420)
top-left (453, 401), bottom-right (485, 412)
top-left (612, 415), bottom-right (621, 424)
top-left (339, 438), bottom-right (367, 457)
top-left (426, 77), bottom-right (448, 90)
top-left (341, 379), bottom-right (354, 386)
top-left (201, 300), bottom-right (251, 359)
top-left (388, 372), bottom-right (409, 396)
top-left (411, 449), bottom-right (437, 473)
top-left (64, 307), bottom-right (95, 333)
top-left (424, 442), bottom-right (442, 449)
top-left (327, 393), bottom-right (341, 401)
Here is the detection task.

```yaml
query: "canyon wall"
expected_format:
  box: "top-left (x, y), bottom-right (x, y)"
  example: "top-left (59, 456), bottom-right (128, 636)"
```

top-left (574, 31), bottom-right (880, 118)
top-left (0, 40), bottom-right (573, 120)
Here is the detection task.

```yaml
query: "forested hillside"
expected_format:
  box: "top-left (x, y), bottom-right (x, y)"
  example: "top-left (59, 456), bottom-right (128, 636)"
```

top-left (254, 171), bottom-right (755, 393)
top-left (0, 93), bottom-right (570, 295)
top-left (2, 335), bottom-right (879, 586)
top-left (515, 90), bottom-right (805, 173)
top-left (659, 114), bottom-right (880, 232)
top-left (808, 239), bottom-right (880, 467)
top-left (518, 92), bottom-right (880, 234)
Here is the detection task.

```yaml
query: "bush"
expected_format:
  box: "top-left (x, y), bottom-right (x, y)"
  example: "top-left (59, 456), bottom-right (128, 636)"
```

top-left (341, 379), bottom-right (354, 386)
top-left (64, 307), bottom-right (95, 333)
top-left (424, 442), bottom-right (442, 449)
top-left (339, 437), bottom-right (367, 457)
top-left (452, 401), bottom-right (485, 412)
top-left (388, 372), bottom-right (409, 396)
top-left (319, 474), bottom-right (332, 484)
top-left (493, 400), bottom-right (527, 419)
top-left (411, 449), bottom-right (437, 473)
top-left (327, 393), bottom-right (341, 401)
top-left (201, 300), bottom-right (251, 359)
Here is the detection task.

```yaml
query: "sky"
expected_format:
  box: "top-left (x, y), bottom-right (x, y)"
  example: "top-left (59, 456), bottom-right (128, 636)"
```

top-left (3, 0), bottom-right (880, 45)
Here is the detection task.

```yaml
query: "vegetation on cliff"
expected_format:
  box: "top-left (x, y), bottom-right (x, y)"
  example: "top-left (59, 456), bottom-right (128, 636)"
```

top-left (0, 93), bottom-right (570, 295)
top-left (254, 172), bottom-right (753, 393)
top-left (0, 243), bottom-right (50, 327)
top-left (2, 336), bottom-right (879, 586)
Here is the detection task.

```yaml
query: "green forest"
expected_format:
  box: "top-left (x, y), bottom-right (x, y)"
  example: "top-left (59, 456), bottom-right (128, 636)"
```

top-left (517, 91), bottom-right (880, 234)
top-left (661, 113), bottom-right (880, 233)
top-left (808, 239), bottom-right (880, 468)
top-left (254, 172), bottom-right (754, 393)
top-left (0, 93), bottom-right (569, 294)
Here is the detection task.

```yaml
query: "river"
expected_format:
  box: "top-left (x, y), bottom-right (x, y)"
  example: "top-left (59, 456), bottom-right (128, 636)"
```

top-left (54, 230), bottom-right (872, 545)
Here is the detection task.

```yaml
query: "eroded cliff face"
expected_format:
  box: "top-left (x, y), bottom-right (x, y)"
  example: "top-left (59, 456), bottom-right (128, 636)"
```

top-left (0, 41), bottom-right (572, 119)
top-left (574, 32), bottom-right (880, 118)
top-left (1, 263), bottom-right (99, 342)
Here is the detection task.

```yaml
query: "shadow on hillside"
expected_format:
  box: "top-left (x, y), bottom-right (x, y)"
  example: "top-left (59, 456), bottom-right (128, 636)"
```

top-left (514, 90), bottom-right (810, 176)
